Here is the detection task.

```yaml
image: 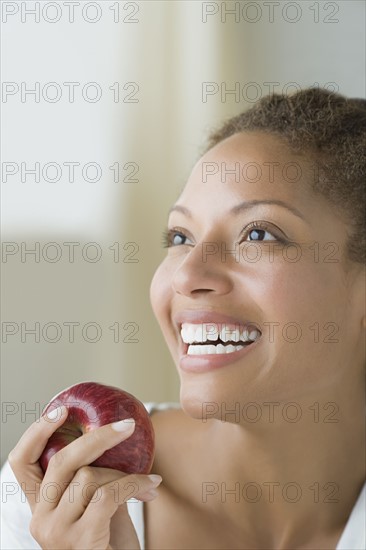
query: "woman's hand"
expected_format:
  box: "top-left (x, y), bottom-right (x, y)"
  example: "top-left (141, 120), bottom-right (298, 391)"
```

top-left (8, 406), bottom-right (162, 550)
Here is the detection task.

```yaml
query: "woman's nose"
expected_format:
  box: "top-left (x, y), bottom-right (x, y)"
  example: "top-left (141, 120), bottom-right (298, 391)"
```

top-left (171, 240), bottom-right (234, 297)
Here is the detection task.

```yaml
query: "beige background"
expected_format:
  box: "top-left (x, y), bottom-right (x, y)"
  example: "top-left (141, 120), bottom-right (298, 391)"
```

top-left (1, 0), bottom-right (365, 465)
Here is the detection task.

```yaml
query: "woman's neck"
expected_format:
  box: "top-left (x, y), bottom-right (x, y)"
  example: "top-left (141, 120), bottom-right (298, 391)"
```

top-left (199, 383), bottom-right (365, 549)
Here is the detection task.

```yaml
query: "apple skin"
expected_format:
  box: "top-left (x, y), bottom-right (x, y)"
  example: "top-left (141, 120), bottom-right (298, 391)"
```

top-left (39, 382), bottom-right (155, 475)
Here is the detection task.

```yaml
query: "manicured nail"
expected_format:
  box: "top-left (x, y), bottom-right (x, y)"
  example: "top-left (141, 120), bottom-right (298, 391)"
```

top-left (111, 418), bottom-right (135, 432)
top-left (45, 406), bottom-right (66, 422)
top-left (147, 474), bottom-right (162, 486)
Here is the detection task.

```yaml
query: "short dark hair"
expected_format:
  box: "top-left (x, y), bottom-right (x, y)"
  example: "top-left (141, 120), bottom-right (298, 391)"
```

top-left (204, 88), bottom-right (366, 265)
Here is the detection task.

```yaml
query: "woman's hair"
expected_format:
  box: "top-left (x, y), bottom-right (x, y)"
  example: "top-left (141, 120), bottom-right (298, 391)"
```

top-left (204, 87), bottom-right (366, 265)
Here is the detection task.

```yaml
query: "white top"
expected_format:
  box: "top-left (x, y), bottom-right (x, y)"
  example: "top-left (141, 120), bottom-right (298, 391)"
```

top-left (1, 402), bottom-right (365, 550)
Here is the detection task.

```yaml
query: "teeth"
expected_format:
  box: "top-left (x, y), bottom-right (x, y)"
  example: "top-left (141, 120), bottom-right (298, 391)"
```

top-left (191, 324), bottom-right (219, 342)
top-left (187, 344), bottom-right (245, 355)
top-left (181, 323), bottom-right (261, 345)
top-left (221, 327), bottom-right (239, 343)
top-left (249, 329), bottom-right (260, 340)
top-left (206, 325), bottom-right (219, 341)
top-left (188, 324), bottom-right (196, 342)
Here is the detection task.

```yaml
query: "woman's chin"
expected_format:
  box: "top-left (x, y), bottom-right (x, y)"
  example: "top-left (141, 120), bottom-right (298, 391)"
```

top-left (179, 385), bottom-right (214, 420)
top-left (178, 382), bottom-right (240, 422)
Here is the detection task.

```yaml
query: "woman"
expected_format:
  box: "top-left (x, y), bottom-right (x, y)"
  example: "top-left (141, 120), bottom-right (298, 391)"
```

top-left (1, 87), bottom-right (365, 549)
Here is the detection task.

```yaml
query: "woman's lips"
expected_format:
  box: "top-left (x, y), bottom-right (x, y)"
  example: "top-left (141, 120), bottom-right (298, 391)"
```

top-left (172, 309), bottom-right (262, 373)
top-left (178, 334), bottom-right (261, 373)
top-left (173, 309), bottom-right (260, 331)
top-left (179, 338), bottom-right (260, 374)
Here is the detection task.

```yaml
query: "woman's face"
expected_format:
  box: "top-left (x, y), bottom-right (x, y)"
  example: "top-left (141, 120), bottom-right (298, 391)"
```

top-left (150, 131), bottom-right (365, 419)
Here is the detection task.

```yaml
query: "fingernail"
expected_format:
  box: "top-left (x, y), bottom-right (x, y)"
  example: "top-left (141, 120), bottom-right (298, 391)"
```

top-left (144, 488), bottom-right (159, 499)
top-left (111, 418), bottom-right (135, 432)
top-left (147, 474), bottom-right (162, 486)
top-left (45, 406), bottom-right (66, 422)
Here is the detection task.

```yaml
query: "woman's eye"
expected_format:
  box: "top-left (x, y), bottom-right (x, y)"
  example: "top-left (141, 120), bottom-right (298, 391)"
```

top-left (170, 232), bottom-right (189, 246)
top-left (162, 222), bottom-right (286, 248)
top-left (162, 229), bottom-right (193, 248)
top-left (246, 228), bottom-right (277, 241)
top-left (241, 221), bottom-right (286, 243)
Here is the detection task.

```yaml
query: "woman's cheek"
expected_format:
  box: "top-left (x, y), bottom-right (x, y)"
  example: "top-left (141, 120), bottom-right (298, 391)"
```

top-left (266, 258), bottom-right (343, 347)
top-left (150, 258), bottom-right (174, 324)
top-left (243, 253), bottom-right (322, 329)
top-left (150, 263), bottom-right (165, 311)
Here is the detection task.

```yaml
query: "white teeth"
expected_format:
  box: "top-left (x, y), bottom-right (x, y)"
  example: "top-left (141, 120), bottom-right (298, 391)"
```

top-left (249, 329), bottom-right (260, 340)
top-left (181, 323), bottom-right (200, 344)
top-left (181, 323), bottom-right (261, 345)
top-left (193, 325), bottom-right (201, 343)
top-left (205, 324), bottom-right (219, 341)
top-left (187, 344), bottom-right (213, 355)
top-left (221, 327), bottom-right (239, 343)
top-left (187, 344), bottom-right (245, 355)
top-left (217, 344), bottom-right (226, 354)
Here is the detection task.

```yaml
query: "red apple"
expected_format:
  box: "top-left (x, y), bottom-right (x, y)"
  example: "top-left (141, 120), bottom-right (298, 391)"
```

top-left (39, 382), bottom-right (155, 475)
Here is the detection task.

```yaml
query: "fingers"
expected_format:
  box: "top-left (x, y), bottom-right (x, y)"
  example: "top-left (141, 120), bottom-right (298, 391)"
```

top-left (82, 473), bottom-right (162, 526)
top-left (8, 409), bottom-right (162, 550)
top-left (8, 406), bottom-right (68, 468)
top-left (8, 410), bottom-right (136, 516)
top-left (59, 467), bottom-right (162, 524)
top-left (28, 471), bottom-right (162, 550)
top-left (58, 466), bottom-right (128, 522)
top-left (38, 418), bottom-right (136, 514)
top-left (46, 470), bottom-right (162, 548)
top-left (8, 406), bottom-right (69, 511)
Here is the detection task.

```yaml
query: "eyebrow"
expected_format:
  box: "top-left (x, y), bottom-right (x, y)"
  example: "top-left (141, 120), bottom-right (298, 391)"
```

top-left (168, 199), bottom-right (306, 221)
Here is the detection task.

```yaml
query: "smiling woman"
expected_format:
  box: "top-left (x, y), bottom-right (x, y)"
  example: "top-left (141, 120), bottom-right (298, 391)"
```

top-left (147, 87), bottom-right (366, 549)
top-left (1, 87), bottom-right (365, 550)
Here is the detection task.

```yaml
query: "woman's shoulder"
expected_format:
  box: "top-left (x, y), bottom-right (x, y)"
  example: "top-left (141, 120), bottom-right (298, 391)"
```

top-left (145, 400), bottom-right (194, 465)
top-left (148, 402), bottom-right (208, 499)
top-left (148, 401), bottom-right (191, 450)
top-left (143, 402), bottom-right (211, 549)
top-left (148, 401), bottom-right (203, 448)
top-left (146, 400), bottom-right (199, 445)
